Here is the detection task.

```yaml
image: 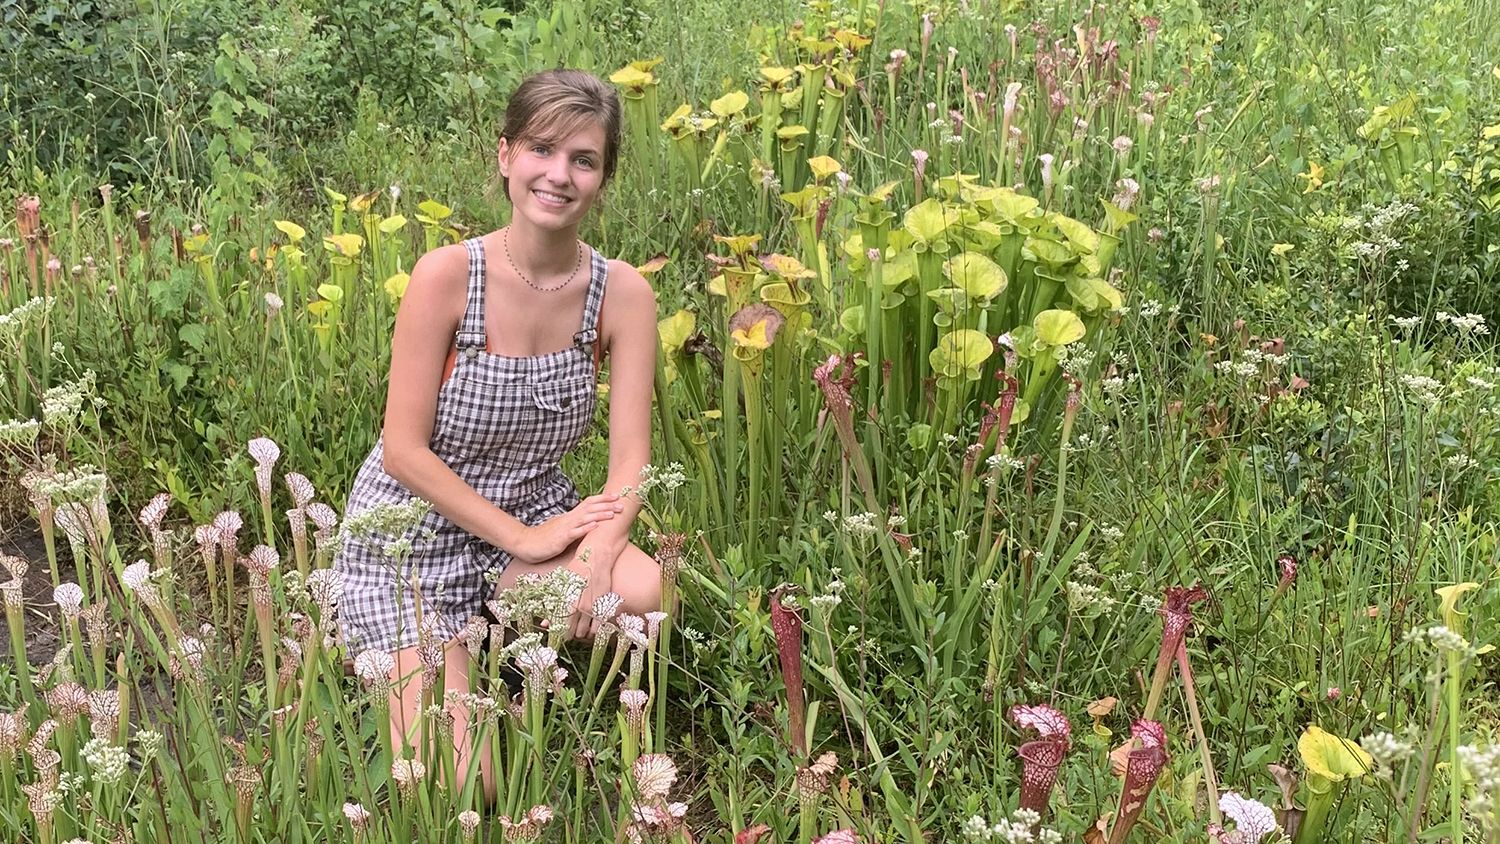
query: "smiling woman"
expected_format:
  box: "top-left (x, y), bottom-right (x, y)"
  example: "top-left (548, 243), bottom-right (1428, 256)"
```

top-left (331, 69), bottom-right (662, 803)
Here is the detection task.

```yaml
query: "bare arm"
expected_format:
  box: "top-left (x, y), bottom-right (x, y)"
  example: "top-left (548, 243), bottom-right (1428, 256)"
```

top-left (589, 260), bottom-right (659, 543)
top-left (380, 245), bottom-right (618, 559)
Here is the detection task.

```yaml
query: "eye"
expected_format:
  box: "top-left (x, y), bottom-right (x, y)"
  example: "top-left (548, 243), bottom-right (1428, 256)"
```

top-left (531, 143), bottom-right (550, 155)
top-left (574, 156), bottom-right (595, 168)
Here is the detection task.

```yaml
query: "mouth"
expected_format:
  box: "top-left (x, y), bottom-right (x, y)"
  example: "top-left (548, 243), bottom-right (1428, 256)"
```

top-left (532, 189), bottom-right (574, 208)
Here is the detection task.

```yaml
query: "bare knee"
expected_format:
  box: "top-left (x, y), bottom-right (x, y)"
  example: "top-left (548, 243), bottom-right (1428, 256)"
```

top-left (613, 545), bottom-right (662, 616)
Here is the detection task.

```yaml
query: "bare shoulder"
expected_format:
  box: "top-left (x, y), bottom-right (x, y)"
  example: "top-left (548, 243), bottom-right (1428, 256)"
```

top-left (603, 258), bottom-right (657, 314)
top-left (400, 242), bottom-right (472, 326)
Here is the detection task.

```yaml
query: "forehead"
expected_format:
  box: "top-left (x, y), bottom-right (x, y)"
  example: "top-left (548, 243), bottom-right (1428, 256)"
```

top-left (523, 111), bottom-right (607, 153)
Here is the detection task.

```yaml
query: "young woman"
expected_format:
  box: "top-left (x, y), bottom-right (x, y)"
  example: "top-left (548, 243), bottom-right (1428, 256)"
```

top-left (334, 69), bottom-right (661, 798)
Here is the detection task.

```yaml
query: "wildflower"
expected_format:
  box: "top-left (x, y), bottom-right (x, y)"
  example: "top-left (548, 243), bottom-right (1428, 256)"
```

top-left (343, 802), bottom-right (372, 831)
top-left (1457, 744), bottom-right (1500, 823)
top-left (391, 758), bottom-right (427, 795)
top-left (813, 831), bottom-right (860, 844)
top-left (81, 737), bottom-right (130, 785)
top-left (906, 151), bottom-right (930, 185)
top-left (1325, 686), bottom-right (1341, 701)
top-left (459, 809), bottom-right (481, 841)
top-left (0, 418), bottom-right (40, 447)
top-left (1112, 177), bottom-right (1140, 211)
top-left (1360, 731), bottom-right (1414, 771)
top-left (1112, 135), bottom-right (1134, 157)
top-left (264, 292), bottom-right (283, 316)
top-left (134, 729), bottom-right (164, 762)
top-left (53, 583), bottom-right (83, 619)
top-left (633, 753), bottom-right (678, 800)
top-left (1215, 792), bottom-right (1279, 843)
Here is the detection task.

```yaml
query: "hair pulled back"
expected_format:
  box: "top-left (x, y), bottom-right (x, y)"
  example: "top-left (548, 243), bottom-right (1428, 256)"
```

top-left (499, 69), bottom-right (623, 195)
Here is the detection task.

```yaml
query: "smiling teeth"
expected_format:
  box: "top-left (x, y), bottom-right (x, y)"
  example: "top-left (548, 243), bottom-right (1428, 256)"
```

top-left (535, 191), bottom-right (570, 203)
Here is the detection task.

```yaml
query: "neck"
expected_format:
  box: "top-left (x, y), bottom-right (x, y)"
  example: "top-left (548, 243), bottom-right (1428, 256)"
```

top-left (503, 216), bottom-right (580, 277)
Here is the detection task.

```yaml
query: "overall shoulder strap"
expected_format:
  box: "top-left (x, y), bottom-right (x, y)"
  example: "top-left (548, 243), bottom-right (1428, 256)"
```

top-left (456, 237), bottom-right (488, 350)
top-left (573, 247), bottom-right (609, 351)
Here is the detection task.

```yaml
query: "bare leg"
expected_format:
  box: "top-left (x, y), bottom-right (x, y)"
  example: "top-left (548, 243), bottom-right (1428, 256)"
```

top-left (388, 639), bottom-right (497, 803)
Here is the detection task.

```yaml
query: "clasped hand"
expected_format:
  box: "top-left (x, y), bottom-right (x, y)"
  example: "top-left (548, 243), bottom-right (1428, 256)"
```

top-left (510, 493), bottom-right (623, 565)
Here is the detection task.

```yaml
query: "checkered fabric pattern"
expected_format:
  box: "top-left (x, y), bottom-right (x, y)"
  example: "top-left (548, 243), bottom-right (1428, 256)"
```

top-left (335, 236), bottom-right (607, 654)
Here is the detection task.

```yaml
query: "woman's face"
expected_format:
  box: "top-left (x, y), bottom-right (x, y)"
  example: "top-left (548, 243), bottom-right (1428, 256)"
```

top-left (498, 121), bottom-right (608, 231)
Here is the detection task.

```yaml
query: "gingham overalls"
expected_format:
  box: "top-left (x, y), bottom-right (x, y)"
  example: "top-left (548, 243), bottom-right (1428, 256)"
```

top-left (336, 236), bottom-right (606, 654)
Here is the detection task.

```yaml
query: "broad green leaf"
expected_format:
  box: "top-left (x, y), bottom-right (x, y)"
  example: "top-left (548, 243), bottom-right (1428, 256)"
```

top-left (1034, 309), bottom-right (1085, 346)
top-left (274, 220), bottom-right (306, 243)
top-left (902, 198), bottom-right (958, 245)
top-left (839, 304), bottom-right (865, 336)
top-left (932, 328), bottom-right (992, 371)
top-left (1049, 213), bottom-right (1100, 254)
top-left (807, 155), bottom-right (842, 181)
top-left (416, 200), bottom-right (452, 222)
top-left (710, 90), bottom-right (750, 117)
top-left (944, 252), bottom-right (1007, 300)
top-left (658, 309), bottom-right (697, 351)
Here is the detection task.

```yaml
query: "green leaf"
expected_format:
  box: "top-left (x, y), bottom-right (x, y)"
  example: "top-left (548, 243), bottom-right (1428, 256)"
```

top-left (902, 198), bottom-right (958, 245)
top-left (178, 323), bottom-right (208, 352)
top-left (943, 252), bottom-right (1007, 300)
top-left (1034, 309), bottom-right (1086, 347)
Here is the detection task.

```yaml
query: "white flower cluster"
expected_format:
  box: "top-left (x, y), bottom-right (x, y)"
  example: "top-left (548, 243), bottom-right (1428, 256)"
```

top-left (0, 296), bottom-right (54, 343)
top-left (1060, 345), bottom-right (1097, 376)
top-left (1445, 454), bottom-right (1478, 473)
top-left (1100, 524), bottom-right (1124, 542)
top-left (1360, 730), bottom-right (1416, 772)
top-left (29, 466), bottom-right (108, 505)
top-left (636, 462), bottom-right (688, 495)
top-left (81, 737), bottom-right (130, 785)
top-left (41, 371), bottom-right (98, 427)
top-left (0, 417), bottom-right (40, 447)
top-left (842, 512), bottom-right (880, 539)
top-left (1101, 372), bottom-right (1138, 396)
top-left (810, 571), bottom-right (846, 612)
top-left (341, 498), bottom-right (430, 558)
top-left (1391, 315), bottom-right (1421, 333)
top-left (1399, 373), bottom-right (1443, 408)
top-left (1138, 299), bottom-right (1164, 317)
top-left (1066, 579), bottom-right (1115, 618)
top-left (1458, 743), bottom-right (1500, 826)
top-left (1403, 624), bottom-right (1478, 657)
top-left (961, 808), bottom-right (1062, 843)
top-left (1437, 311), bottom-right (1489, 335)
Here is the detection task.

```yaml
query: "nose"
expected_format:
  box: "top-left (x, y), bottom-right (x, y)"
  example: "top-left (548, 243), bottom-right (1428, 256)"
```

top-left (546, 155), bottom-right (571, 185)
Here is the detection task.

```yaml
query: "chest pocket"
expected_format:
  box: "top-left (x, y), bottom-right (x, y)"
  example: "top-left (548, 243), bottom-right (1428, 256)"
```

top-left (430, 361), bottom-right (532, 459)
top-left (527, 373), bottom-right (596, 454)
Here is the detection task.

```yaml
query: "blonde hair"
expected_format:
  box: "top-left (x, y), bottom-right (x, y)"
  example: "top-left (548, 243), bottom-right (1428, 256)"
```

top-left (498, 69), bottom-right (623, 196)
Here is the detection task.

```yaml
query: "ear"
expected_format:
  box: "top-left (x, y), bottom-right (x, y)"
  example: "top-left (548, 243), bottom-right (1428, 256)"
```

top-left (496, 138), bottom-right (511, 178)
